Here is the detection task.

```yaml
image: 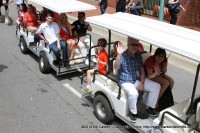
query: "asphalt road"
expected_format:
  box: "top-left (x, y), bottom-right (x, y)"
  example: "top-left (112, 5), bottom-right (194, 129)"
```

top-left (0, 2), bottom-right (133, 133)
top-left (0, 1), bottom-right (200, 133)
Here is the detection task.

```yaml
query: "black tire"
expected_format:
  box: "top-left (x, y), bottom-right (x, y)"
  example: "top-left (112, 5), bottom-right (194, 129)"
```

top-left (39, 52), bottom-right (51, 73)
top-left (93, 95), bottom-right (114, 124)
top-left (19, 37), bottom-right (29, 54)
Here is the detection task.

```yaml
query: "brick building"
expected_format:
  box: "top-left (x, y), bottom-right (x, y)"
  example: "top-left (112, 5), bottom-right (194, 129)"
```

top-left (177, 0), bottom-right (200, 26)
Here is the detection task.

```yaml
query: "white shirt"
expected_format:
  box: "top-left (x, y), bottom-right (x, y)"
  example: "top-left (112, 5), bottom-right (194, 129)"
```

top-left (16, 0), bottom-right (27, 5)
top-left (37, 22), bottom-right (60, 44)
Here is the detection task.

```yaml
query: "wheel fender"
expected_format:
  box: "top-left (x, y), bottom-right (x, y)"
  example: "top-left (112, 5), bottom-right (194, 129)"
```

top-left (94, 91), bottom-right (115, 113)
top-left (40, 51), bottom-right (50, 64)
top-left (20, 35), bottom-right (28, 45)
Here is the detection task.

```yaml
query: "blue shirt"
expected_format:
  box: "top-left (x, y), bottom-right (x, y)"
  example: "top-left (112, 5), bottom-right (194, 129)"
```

top-left (118, 50), bottom-right (143, 85)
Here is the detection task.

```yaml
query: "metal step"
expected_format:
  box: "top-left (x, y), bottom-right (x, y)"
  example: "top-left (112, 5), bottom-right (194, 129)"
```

top-left (28, 44), bottom-right (39, 57)
top-left (51, 62), bottom-right (96, 75)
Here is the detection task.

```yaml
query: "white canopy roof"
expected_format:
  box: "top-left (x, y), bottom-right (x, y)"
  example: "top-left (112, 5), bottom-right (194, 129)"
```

top-left (86, 13), bottom-right (200, 62)
top-left (29, 0), bottom-right (96, 13)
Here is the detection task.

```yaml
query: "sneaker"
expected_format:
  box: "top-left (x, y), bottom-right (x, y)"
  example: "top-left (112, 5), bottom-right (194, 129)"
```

top-left (146, 107), bottom-right (157, 116)
top-left (82, 86), bottom-right (92, 93)
top-left (53, 60), bottom-right (59, 66)
top-left (85, 59), bottom-right (89, 66)
top-left (154, 107), bottom-right (162, 113)
top-left (130, 114), bottom-right (137, 123)
top-left (60, 63), bottom-right (65, 67)
top-left (65, 63), bottom-right (71, 69)
top-left (92, 57), bottom-right (97, 63)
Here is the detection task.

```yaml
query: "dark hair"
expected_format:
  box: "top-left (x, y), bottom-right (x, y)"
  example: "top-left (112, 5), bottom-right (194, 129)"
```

top-left (97, 38), bottom-right (107, 47)
top-left (114, 41), bottom-right (119, 46)
top-left (46, 11), bottom-right (54, 18)
top-left (78, 12), bottom-right (85, 17)
top-left (21, 3), bottom-right (27, 12)
top-left (154, 48), bottom-right (167, 59)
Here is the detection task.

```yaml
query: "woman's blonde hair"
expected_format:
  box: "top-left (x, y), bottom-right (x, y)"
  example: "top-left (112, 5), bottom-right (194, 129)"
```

top-left (58, 13), bottom-right (70, 27)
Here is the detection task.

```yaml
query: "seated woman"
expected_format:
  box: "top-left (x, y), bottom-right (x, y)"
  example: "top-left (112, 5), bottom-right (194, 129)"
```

top-left (110, 41), bottom-right (118, 58)
top-left (126, 0), bottom-right (143, 16)
top-left (16, 3), bottom-right (27, 27)
top-left (144, 48), bottom-right (174, 106)
top-left (40, 7), bottom-right (60, 23)
top-left (59, 13), bottom-right (76, 65)
top-left (23, 4), bottom-right (38, 33)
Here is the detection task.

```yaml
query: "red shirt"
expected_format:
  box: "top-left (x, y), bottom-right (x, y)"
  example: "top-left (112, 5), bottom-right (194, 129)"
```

top-left (60, 26), bottom-right (73, 40)
top-left (98, 49), bottom-right (108, 75)
top-left (19, 11), bottom-right (25, 27)
top-left (54, 13), bottom-right (60, 23)
top-left (144, 55), bottom-right (164, 70)
top-left (24, 12), bottom-right (38, 27)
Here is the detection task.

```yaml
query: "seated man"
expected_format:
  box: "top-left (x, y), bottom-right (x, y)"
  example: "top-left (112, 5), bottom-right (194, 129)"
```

top-left (72, 12), bottom-right (97, 65)
top-left (114, 39), bottom-right (160, 122)
top-left (36, 12), bottom-right (69, 66)
top-left (127, 0), bottom-right (143, 16)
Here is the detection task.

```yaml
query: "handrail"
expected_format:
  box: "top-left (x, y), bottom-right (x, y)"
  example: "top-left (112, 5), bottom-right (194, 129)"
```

top-left (159, 111), bottom-right (191, 127)
top-left (92, 70), bottom-right (122, 99)
top-left (186, 63), bottom-right (200, 115)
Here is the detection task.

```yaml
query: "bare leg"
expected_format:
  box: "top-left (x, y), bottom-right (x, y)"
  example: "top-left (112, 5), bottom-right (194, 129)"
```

top-left (86, 69), bottom-right (95, 85)
top-left (67, 39), bottom-right (76, 64)
top-left (162, 74), bottom-right (174, 89)
top-left (151, 76), bottom-right (169, 107)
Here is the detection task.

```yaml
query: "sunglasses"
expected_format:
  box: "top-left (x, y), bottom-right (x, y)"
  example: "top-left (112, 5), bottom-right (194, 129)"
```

top-left (98, 44), bottom-right (106, 47)
top-left (78, 16), bottom-right (84, 18)
top-left (130, 43), bottom-right (139, 47)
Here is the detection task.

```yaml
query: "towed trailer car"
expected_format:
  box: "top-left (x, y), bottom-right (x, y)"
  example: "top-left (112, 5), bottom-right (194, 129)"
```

top-left (16, 0), bottom-right (96, 75)
top-left (83, 12), bottom-right (200, 133)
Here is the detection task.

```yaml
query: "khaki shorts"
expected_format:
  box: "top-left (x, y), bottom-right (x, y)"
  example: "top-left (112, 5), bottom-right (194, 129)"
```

top-left (27, 26), bottom-right (37, 33)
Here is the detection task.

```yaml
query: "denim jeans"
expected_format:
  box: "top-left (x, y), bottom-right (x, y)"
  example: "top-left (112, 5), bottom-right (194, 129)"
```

top-left (49, 40), bottom-right (68, 63)
top-left (116, 5), bottom-right (126, 13)
top-left (100, 5), bottom-right (107, 14)
top-left (34, 34), bottom-right (40, 44)
top-left (131, 6), bottom-right (143, 16)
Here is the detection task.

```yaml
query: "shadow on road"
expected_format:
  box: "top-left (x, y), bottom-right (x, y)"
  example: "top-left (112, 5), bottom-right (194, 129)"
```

top-left (0, 15), bottom-right (15, 26)
top-left (0, 64), bottom-right (8, 72)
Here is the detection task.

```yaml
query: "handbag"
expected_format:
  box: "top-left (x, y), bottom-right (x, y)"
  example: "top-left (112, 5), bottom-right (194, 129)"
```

top-left (137, 91), bottom-right (149, 119)
top-left (166, 2), bottom-right (180, 13)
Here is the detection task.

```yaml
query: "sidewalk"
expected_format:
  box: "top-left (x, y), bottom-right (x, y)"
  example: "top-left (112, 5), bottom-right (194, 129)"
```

top-left (70, 0), bottom-right (200, 31)
top-left (69, 0), bottom-right (115, 18)
top-left (69, 0), bottom-right (171, 22)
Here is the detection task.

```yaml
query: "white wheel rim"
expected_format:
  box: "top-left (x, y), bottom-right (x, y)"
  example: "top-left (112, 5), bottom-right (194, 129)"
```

top-left (20, 41), bottom-right (24, 50)
top-left (40, 57), bottom-right (44, 69)
top-left (96, 102), bottom-right (106, 118)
